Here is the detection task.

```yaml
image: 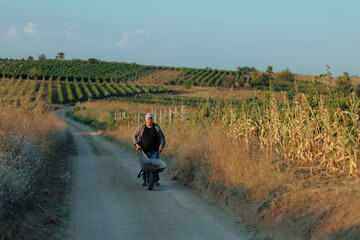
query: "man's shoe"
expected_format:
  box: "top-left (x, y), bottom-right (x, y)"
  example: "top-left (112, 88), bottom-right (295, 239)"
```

top-left (142, 183), bottom-right (147, 186)
top-left (155, 182), bottom-right (160, 186)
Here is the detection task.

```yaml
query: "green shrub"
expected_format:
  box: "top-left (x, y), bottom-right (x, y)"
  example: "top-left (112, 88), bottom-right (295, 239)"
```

top-left (276, 68), bottom-right (295, 83)
top-left (335, 72), bottom-right (353, 94)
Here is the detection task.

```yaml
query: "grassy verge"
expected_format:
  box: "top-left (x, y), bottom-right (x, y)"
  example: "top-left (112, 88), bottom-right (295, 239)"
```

top-left (0, 103), bottom-right (75, 239)
top-left (67, 100), bottom-right (360, 240)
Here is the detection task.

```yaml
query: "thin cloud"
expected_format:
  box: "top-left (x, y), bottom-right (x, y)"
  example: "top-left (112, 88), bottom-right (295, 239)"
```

top-left (86, 40), bottom-right (95, 47)
top-left (166, 43), bottom-right (175, 49)
top-left (24, 22), bottom-right (36, 34)
top-left (116, 29), bottom-right (150, 48)
top-left (6, 27), bottom-right (20, 39)
top-left (134, 29), bottom-right (150, 35)
top-left (116, 30), bottom-right (131, 47)
top-left (64, 23), bottom-right (80, 30)
top-left (59, 30), bottom-right (78, 38)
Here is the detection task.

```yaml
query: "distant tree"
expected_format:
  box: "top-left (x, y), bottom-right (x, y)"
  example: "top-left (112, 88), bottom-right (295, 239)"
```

top-left (335, 72), bottom-right (353, 94)
top-left (259, 73), bottom-right (272, 87)
top-left (38, 54), bottom-right (47, 60)
top-left (277, 68), bottom-right (295, 83)
top-left (250, 71), bottom-right (272, 88)
top-left (56, 52), bottom-right (65, 60)
top-left (27, 56), bottom-right (34, 61)
top-left (87, 58), bottom-right (98, 64)
top-left (266, 65), bottom-right (273, 74)
top-left (237, 66), bottom-right (257, 76)
top-left (237, 75), bottom-right (246, 87)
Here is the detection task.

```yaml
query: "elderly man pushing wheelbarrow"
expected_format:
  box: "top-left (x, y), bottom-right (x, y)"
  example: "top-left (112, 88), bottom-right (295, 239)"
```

top-left (133, 113), bottom-right (166, 187)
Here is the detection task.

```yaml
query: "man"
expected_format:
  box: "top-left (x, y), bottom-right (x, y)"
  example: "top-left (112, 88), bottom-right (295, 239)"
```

top-left (133, 112), bottom-right (165, 186)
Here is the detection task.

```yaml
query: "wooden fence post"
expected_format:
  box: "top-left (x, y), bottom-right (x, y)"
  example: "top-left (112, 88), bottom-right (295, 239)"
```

top-left (160, 110), bottom-right (162, 124)
top-left (169, 108), bottom-right (172, 123)
top-left (181, 105), bottom-right (184, 121)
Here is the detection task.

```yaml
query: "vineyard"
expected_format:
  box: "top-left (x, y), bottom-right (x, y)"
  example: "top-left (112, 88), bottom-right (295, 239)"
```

top-left (0, 58), bottom-right (159, 81)
top-left (0, 58), bottom-right (242, 88)
top-left (0, 58), bottom-right (333, 93)
top-left (0, 58), bottom-right (261, 89)
top-left (0, 75), bottom-right (170, 104)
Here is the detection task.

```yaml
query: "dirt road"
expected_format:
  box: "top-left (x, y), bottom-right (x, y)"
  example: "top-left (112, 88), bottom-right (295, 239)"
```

top-left (59, 108), bottom-right (257, 240)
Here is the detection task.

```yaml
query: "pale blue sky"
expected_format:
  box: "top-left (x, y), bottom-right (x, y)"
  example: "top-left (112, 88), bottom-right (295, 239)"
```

top-left (0, 0), bottom-right (359, 76)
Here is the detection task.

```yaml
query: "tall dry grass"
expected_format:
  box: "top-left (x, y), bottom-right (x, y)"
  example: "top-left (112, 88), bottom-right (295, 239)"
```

top-left (0, 102), bottom-right (68, 222)
top-left (162, 119), bottom-right (292, 199)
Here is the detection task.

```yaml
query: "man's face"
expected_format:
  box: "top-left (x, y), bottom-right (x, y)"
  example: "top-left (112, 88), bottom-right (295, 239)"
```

top-left (145, 117), bottom-right (153, 126)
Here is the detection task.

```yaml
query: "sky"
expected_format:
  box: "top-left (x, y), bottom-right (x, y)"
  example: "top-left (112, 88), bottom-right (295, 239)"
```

top-left (0, 0), bottom-right (359, 76)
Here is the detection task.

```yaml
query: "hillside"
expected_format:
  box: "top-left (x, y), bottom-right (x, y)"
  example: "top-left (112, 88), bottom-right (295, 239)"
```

top-left (0, 58), bottom-right (358, 105)
top-left (2, 58), bottom-right (350, 89)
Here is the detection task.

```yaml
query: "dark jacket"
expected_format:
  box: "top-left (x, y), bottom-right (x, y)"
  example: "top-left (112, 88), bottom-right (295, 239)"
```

top-left (133, 123), bottom-right (165, 149)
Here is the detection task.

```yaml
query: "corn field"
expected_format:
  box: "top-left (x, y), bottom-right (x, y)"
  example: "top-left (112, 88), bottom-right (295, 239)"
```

top-left (217, 91), bottom-right (360, 176)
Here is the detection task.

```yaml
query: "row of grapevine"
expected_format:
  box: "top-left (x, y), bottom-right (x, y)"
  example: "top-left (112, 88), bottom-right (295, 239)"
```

top-left (73, 79), bottom-right (83, 100)
top-left (95, 78), bottom-right (110, 97)
top-left (47, 76), bottom-right (53, 103)
top-left (88, 78), bottom-right (101, 98)
top-left (80, 78), bottom-right (93, 99)
top-left (110, 80), bottom-right (126, 95)
top-left (35, 79), bottom-right (46, 102)
top-left (57, 77), bottom-right (64, 103)
top-left (103, 80), bottom-right (117, 95)
top-left (65, 77), bottom-right (74, 102)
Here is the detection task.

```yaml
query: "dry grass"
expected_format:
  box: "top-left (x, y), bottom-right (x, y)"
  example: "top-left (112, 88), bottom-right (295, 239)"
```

top-left (0, 101), bottom-right (67, 223)
top-left (162, 120), bottom-right (291, 199)
top-left (167, 85), bottom-right (288, 103)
